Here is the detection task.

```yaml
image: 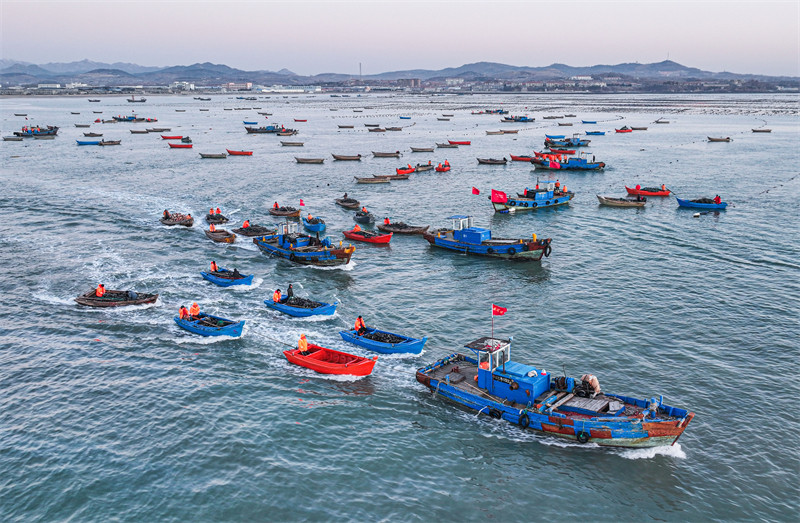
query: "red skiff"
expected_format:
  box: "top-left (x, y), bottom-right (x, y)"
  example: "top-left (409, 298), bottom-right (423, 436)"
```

top-left (435, 165), bottom-right (451, 172)
top-left (510, 155), bottom-right (533, 162)
top-left (396, 167), bottom-right (415, 175)
top-left (547, 148), bottom-right (576, 154)
top-left (625, 186), bottom-right (671, 197)
top-left (168, 143), bottom-right (192, 148)
top-left (226, 149), bottom-right (253, 156)
top-left (615, 128), bottom-right (633, 133)
top-left (294, 119), bottom-right (307, 122)
top-left (343, 229), bottom-right (392, 244)
top-left (283, 345), bottom-right (377, 376)
top-left (448, 140), bottom-right (471, 145)
top-left (161, 135), bottom-right (183, 140)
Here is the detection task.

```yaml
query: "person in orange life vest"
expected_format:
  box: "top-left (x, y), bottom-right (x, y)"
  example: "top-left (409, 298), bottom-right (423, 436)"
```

top-left (307, 213), bottom-right (313, 221)
top-left (95, 284), bottom-right (105, 297)
top-left (298, 334), bottom-right (310, 356)
top-left (272, 289), bottom-right (282, 303)
top-left (273, 202), bottom-right (279, 209)
top-left (635, 184), bottom-right (641, 190)
top-left (242, 220), bottom-right (250, 228)
top-left (215, 207), bottom-right (221, 214)
top-left (555, 180), bottom-right (560, 189)
top-left (661, 184), bottom-right (667, 191)
top-left (384, 217), bottom-right (390, 225)
top-left (354, 315), bottom-right (367, 335)
top-left (178, 305), bottom-right (190, 320)
top-left (186, 213), bottom-right (192, 221)
top-left (444, 159), bottom-right (449, 166)
top-left (361, 206), bottom-right (368, 214)
top-left (209, 208), bottom-right (215, 215)
top-left (427, 160), bottom-right (431, 165)
top-left (353, 224), bottom-right (362, 233)
top-left (210, 261), bottom-right (218, 272)
top-left (713, 195), bottom-right (722, 204)
top-left (163, 209), bottom-right (170, 219)
top-left (189, 302), bottom-right (200, 318)
top-left (209, 224), bottom-right (216, 232)
top-left (407, 164), bottom-right (412, 170)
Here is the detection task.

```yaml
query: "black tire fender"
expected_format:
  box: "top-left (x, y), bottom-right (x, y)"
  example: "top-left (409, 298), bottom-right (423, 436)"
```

top-left (577, 431), bottom-right (590, 444)
top-left (544, 245), bottom-right (552, 257)
top-left (519, 413), bottom-right (530, 428)
top-left (289, 253), bottom-right (296, 261)
top-left (486, 247), bottom-right (495, 254)
top-left (508, 247), bottom-right (516, 256)
top-left (489, 409), bottom-right (502, 419)
top-left (522, 244), bottom-right (530, 252)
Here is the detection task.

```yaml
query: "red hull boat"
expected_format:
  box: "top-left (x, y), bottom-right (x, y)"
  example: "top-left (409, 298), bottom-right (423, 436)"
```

top-left (161, 135), bottom-right (183, 140)
top-left (342, 229), bottom-right (392, 244)
top-left (168, 143), bottom-right (192, 148)
top-left (435, 165), bottom-right (451, 172)
top-left (294, 119), bottom-right (307, 122)
top-left (510, 155), bottom-right (533, 162)
top-left (547, 148), bottom-right (576, 154)
top-left (396, 167), bottom-right (415, 175)
top-left (448, 140), bottom-right (471, 145)
top-left (283, 345), bottom-right (377, 376)
top-left (625, 186), bottom-right (671, 197)
top-left (615, 128), bottom-right (633, 133)
top-left (226, 149), bottom-right (253, 156)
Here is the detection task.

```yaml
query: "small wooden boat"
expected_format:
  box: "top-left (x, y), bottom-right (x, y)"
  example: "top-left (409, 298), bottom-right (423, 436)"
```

top-left (200, 153), bottom-right (227, 159)
top-left (343, 228), bottom-right (392, 244)
top-left (615, 127), bottom-right (633, 133)
top-left (557, 122), bottom-right (573, 126)
top-left (585, 131), bottom-right (606, 135)
top-left (442, 114), bottom-right (454, 117)
top-left (437, 118), bottom-right (450, 121)
top-left (75, 289), bottom-right (158, 307)
top-left (676, 197), bottom-right (727, 210)
top-left (295, 157), bottom-right (325, 164)
top-left (75, 124), bottom-right (90, 128)
top-left (399, 116), bottom-right (411, 119)
top-left (597, 195), bottom-right (646, 207)
top-left (269, 206), bottom-right (301, 217)
top-left (448, 140), bottom-right (471, 145)
top-left (98, 140), bottom-right (121, 146)
top-left (353, 211), bottom-right (375, 224)
top-left (478, 158), bottom-right (507, 165)
top-left (277, 130), bottom-right (298, 136)
top-left (377, 173), bottom-right (410, 180)
top-left (373, 151), bottom-right (401, 158)
top-left (281, 141), bottom-right (304, 146)
top-left (355, 176), bottom-right (390, 184)
top-left (338, 125), bottom-right (355, 129)
top-left (625, 186), bottom-right (670, 197)
top-left (364, 123), bottom-right (380, 127)
top-left (130, 129), bottom-right (149, 134)
top-left (226, 149), bottom-right (253, 156)
top-left (581, 120), bottom-right (597, 124)
top-left (332, 154), bottom-right (362, 161)
top-left (174, 312), bottom-right (245, 337)
top-left (127, 96), bottom-right (147, 103)
top-left (161, 135), bottom-right (182, 140)
top-left (14, 113), bottom-right (27, 116)
top-left (88, 99), bottom-right (101, 102)
top-left (76, 140), bottom-right (100, 146)
top-left (232, 224), bottom-right (276, 236)
top-left (415, 164), bottom-right (434, 172)
top-left (707, 137), bottom-right (731, 142)
top-left (206, 213), bottom-right (229, 224)
top-left (752, 128), bottom-right (772, 133)
top-left (176, 109), bottom-right (186, 113)
top-left (148, 128), bottom-right (170, 132)
top-left (3, 136), bottom-right (23, 141)
top-left (265, 297), bottom-right (337, 317)
top-left (160, 212), bottom-right (193, 227)
top-left (510, 155), bottom-right (533, 162)
top-left (434, 164), bottom-right (451, 172)
top-left (655, 118), bottom-right (670, 124)
top-left (302, 216), bottom-right (326, 232)
top-left (547, 148), bottom-right (576, 154)
top-left (205, 229), bottom-right (236, 243)
top-left (564, 114), bottom-right (576, 117)
top-left (294, 119), bottom-right (307, 122)
top-left (486, 131), bottom-right (504, 135)
top-left (410, 147), bottom-right (434, 152)
top-left (377, 222), bottom-right (429, 235)
top-left (630, 127), bottom-right (648, 131)
top-left (368, 128), bottom-right (386, 132)
top-left (283, 345), bottom-right (377, 377)
top-left (340, 327), bottom-right (427, 354)
top-left (201, 267), bottom-right (254, 287)
top-left (436, 143), bottom-right (458, 148)
top-left (34, 135), bottom-right (56, 140)
top-left (335, 197), bottom-right (360, 209)
top-left (500, 129), bottom-right (519, 134)
top-left (169, 143), bottom-right (192, 148)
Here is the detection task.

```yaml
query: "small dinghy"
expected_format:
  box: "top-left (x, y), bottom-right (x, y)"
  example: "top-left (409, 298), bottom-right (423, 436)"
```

top-left (200, 153), bottom-right (227, 159)
top-left (448, 140), bottom-right (471, 145)
top-left (373, 151), bottom-right (401, 158)
top-left (707, 137), bottom-right (731, 142)
top-left (335, 197), bottom-right (360, 209)
top-left (376, 222), bottom-right (429, 235)
top-left (206, 213), bottom-right (229, 224)
top-left (269, 206), bottom-right (301, 217)
top-left (355, 176), bottom-right (391, 184)
top-left (264, 296), bottom-right (337, 317)
top-left (339, 327), bottom-right (427, 354)
top-left (676, 197), bottom-right (727, 210)
top-left (410, 147), bottom-right (434, 152)
top-left (226, 149), bottom-right (253, 156)
top-left (415, 163), bottom-right (434, 172)
top-left (75, 289), bottom-right (158, 307)
top-left (332, 154), bottom-right (362, 161)
top-left (477, 157), bottom-right (507, 165)
top-left (169, 143), bottom-right (192, 149)
top-left (597, 195), bottom-right (646, 208)
top-left (295, 157), bottom-right (325, 164)
top-left (232, 224), bottom-right (276, 236)
top-left (174, 312), bottom-right (244, 337)
top-left (302, 216), bottom-right (327, 232)
top-left (283, 345), bottom-right (377, 376)
top-left (625, 185), bottom-right (670, 197)
top-left (343, 228), bottom-right (392, 244)
top-left (160, 212), bottom-right (194, 227)
top-left (205, 229), bottom-right (236, 243)
top-left (353, 211), bottom-right (375, 224)
top-left (200, 267), bottom-right (253, 287)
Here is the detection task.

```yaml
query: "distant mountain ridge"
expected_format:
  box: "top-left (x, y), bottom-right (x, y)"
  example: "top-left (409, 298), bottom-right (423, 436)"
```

top-left (0, 59), bottom-right (796, 87)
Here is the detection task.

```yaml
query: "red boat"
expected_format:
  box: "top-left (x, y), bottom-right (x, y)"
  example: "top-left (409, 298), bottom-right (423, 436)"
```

top-left (168, 143), bottom-right (192, 148)
top-left (294, 119), bottom-right (307, 122)
top-left (448, 140), bottom-right (471, 145)
top-left (510, 155), bottom-right (533, 162)
top-left (548, 148), bottom-right (576, 154)
top-left (283, 345), bottom-right (377, 376)
top-left (226, 149), bottom-right (253, 156)
top-left (625, 185), bottom-right (671, 197)
top-left (396, 166), bottom-right (415, 175)
top-left (343, 229), bottom-right (392, 244)
top-left (161, 135), bottom-right (183, 140)
top-left (615, 128), bottom-right (633, 133)
top-left (435, 165), bottom-right (451, 172)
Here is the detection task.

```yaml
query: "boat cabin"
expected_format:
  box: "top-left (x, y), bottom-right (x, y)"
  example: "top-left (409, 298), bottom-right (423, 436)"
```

top-left (447, 215), bottom-right (492, 245)
top-left (523, 181), bottom-right (557, 199)
top-left (467, 337), bottom-right (551, 405)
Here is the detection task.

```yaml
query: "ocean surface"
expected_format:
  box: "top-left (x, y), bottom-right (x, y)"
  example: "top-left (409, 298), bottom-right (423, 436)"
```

top-left (1, 93), bottom-right (798, 522)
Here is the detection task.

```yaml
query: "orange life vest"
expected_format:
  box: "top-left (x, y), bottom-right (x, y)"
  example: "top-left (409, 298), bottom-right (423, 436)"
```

top-left (273, 202), bottom-right (279, 209)
top-left (384, 218), bottom-right (390, 225)
top-left (361, 207), bottom-right (367, 213)
top-left (209, 224), bottom-right (216, 232)
top-left (179, 307), bottom-right (189, 319)
top-left (216, 208), bottom-right (221, 214)
top-left (353, 224), bottom-right (361, 232)
top-left (189, 303), bottom-right (200, 316)
top-left (95, 285), bottom-right (105, 297)
top-left (210, 261), bottom-right (218, 271)
top-left (354, 317), bottom-right (365, 331)
top-left (242, 220), bottom-right (250, 228)
top-left (298, 336), bottom-right (308, 352)
top-left (273, 290), bottom-right (282, 303)
top-left (209, 208), bottom-right (214, 215)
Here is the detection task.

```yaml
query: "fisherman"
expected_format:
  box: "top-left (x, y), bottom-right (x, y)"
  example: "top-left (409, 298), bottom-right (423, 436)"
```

top-left (287, 284), bottom-right (294, 299)
top-left (298, 334), bottom-right (310, 356)
top-left (343, 193), bottom-right (348, 200)
top-left (209, 224), bottom-right (216, 232)
top-left (361, 206), bottom-right (368, 214)
top-left (232, 268), bottom-right (241, 278)
top-left (713, 195), bottom-right (722, 204)
top-left (272, 289), bottom-right (282, 303)
top-left (189, 302), bottom-right (200, 318)
top-left (215, 207), bottom-right (221, 215)
top-left (163, 209), bottom-right (170, 219)
top-left (178, 305), bottom-right (190, 320)
top-left (95, 283), bottom-right (105, 297)
top-left (661, 184), bottom-right (667, 191)
top-left (209, 208), bottom-right (215, 215)
top-left (581, 374), bottom-right (602, 398)
top-left (273, 202), bottom-right (279, 209)
top-left (353, 224), bottom-right (362, 233)
top-left (444, 159), bottom-right (449, 166)
top-left (307, 213), bottom-right (313, 221)
top-left (384, 217), bottom-right (390, 225)
top-left (555, 180), bottom-right (560, 190)
top-left (210, 260), bottom-right (218, 272)
top-left (354, 315), bottom-right (367, 335)
top-left (242, 220), bottom-right (250, 228)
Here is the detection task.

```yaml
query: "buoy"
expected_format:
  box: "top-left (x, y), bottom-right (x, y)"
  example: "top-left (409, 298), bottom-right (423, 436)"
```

top-left (693, 213), bottom-right (700, 218)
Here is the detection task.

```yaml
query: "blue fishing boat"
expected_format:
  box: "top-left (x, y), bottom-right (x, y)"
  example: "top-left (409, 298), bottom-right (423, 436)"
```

top-left (416, 336), bottom-right (695, 448)
top-left (302, 216), bottom-right (327, 232)
top-left (253, 222), bottom-right (355, 266)
top-left (14, 125), bottom-right (59, 137)
top-left (676, 197), bottom-right (728, 210)
top-left (544, 134), bottom-right (565, 140)
top-left (76, 140), bottom-right (100, 146)
top-left (200, 267), bottom-right (254, 287)
top-left (585, 130), bottom-right (606, 135)
top-left (532, 155), bottom-right (606, 171)
top-left (491, 182), bottom-right (574, 213)
top-left (243, 121), bottom-right (258, 125)
top-left (545, 135), bottom-right (591, 148)
top-left (264, 296), bottom-right (338, 317)
top-left (340, 327), bottom-right (427, 354)
top-left (502, 115), bottom-right (535, 122)
top-left (423, 216), bottom-right (551, 261)
top-left (582, 120), bottom-right (597, 124)
top-left (399, 116), bottom-right (411, 119)
top-left (174, 312), bottom-right (245, 337)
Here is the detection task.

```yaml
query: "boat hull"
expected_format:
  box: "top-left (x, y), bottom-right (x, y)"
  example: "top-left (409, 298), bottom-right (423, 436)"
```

top-left (174, 313), bottom-right (244, 337)
top-left (625, 186), bottom-right (670, 197)
top-left (253, 236), bottom-right (354, 266)
top-left (302, 217), bottom-right (327, 232)
top-left (200, 269), bottom-right (254, 287)
top-left (264, 298), bottom-right (337, 317)
top-left (75, 291), bottom-right (158, 307)
top-left (339, 328), bottom-right (426, 354)
top-left (676, 198), bottom-right (727, 210)
top-left (423, 232), bottom-right (550, 261)
top-left (493, 192), bottom-right (574, 212)
top-left (343, 230), bottom-right (392, 244)
top-left (284, 345), bottom-right (376, 376)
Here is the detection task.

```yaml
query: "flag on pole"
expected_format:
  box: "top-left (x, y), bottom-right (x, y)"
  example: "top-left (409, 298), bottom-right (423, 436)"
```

top-left (490, 189), bottom-right (507, 204)
top-left (492, 304), bottom-right (507, 316)
top-left (299, 199), bottom-right (305, 206)
top-left (472, 187), bottom-right (480, 195)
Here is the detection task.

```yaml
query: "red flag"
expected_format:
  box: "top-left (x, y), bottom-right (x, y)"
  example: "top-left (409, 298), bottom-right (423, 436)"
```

top-left (472, 187), bottom-right (480, 195)
top-left (490, 189), bottom-right (507, 204)
top-left (548, 161), bottom-right (561, 169)
top-left (299, 199), bottom-right (305, 206)
top-left (492, 304), bottom-right (507, 316)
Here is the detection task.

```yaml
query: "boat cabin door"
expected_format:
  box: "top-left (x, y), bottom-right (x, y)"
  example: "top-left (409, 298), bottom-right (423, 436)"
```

top-left (278, 221), bottom-right (299, 235)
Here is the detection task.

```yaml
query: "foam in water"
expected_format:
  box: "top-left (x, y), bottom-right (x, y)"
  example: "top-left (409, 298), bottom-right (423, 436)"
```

top-left (618, 443), bottom-right (686, 460)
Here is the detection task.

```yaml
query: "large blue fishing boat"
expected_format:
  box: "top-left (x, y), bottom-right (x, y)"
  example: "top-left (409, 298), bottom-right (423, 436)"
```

top-left (339, 327), bottom-right (427, 354)
top-left (491, 182), bottom-right (574, 213)
top-left (253, 222), bottom-right (354, 266)
top-left (174, 312), bottom-right (245, 337)
top-left (532, 155), bottom-right (606, 171)
top-left (423, 216), bottom-right (551, 261)
top-left (416, 337), bottom-right (695, 448)
top-left (545, 134), bottom-right (590, 148)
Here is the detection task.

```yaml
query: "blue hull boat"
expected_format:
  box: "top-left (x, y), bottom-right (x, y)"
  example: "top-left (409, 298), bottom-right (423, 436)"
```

top-left (200, 267), bottom-right (254, 287)
top-left (585, 131), bottom-right (606, 135)
top-left (416, 337), bottom-right (695, 448)
top-left (399, 116), bottom-right (411, 119)
top-left (302, 217), bottom-right (327, 232)
top-left (491, 182), bottom-right (574, 213)
top-left (582, 120), bottom-right (597, 124)
top-left (532, 157), bottom-right (606, 171)
top-left (243, 121), bottom-right (258, 125)
top-left (544, 134), bottom-right (565, 140)
top-left (174, 312), bottom-right (245, 337)
top-left (264, 296), bottom-right (337, 317)
top-left (423, 215), bottom-right (551, 261)
top-left (77, 140), bottom-right (100, 145)
top-left (340, 327), bottom-right (427, 354)
top-left (676, 197), bottom-right (727, 210)
top-left (545, 138), bottom-right (591, 148)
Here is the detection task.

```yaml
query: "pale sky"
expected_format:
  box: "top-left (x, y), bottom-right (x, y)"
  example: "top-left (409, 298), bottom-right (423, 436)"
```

top-left (2, 0), bottom-right (798, 77)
